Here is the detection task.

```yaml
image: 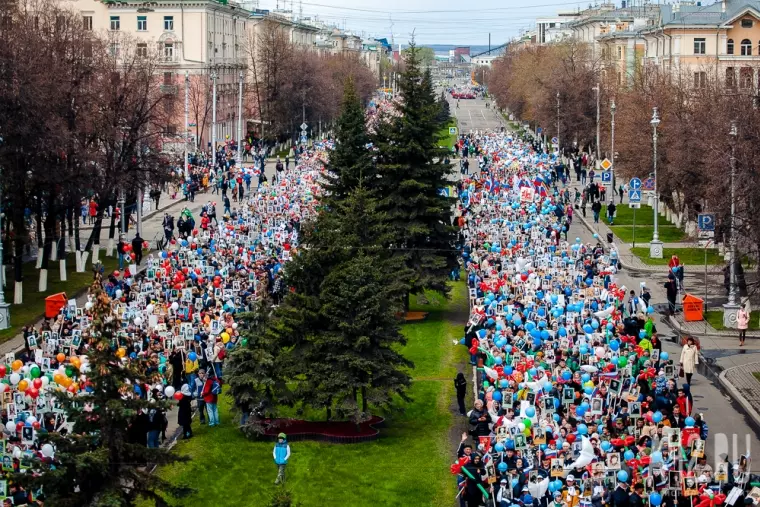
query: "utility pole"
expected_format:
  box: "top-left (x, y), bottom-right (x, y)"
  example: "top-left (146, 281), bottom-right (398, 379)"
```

top-left (119, 188), bottom-right (126, 237)
top-left (610, 99), bottom-right (616, 189)
top-left (236, 71), bottom-right (243, 166)
top-left (593, 83), bottom-right (600, 160)
top-left (0, 168), bottom-right (10, 330)
top-left (556, 91), bottom-right (560, 155)
top-left (184, 71), bottom-right (189, 181)
top-left (649, 107), bottom-right (662, 259)
top-left (211, 71), bottom-right (218, 169)
top-left (723, 120), bottom-right (740, 328)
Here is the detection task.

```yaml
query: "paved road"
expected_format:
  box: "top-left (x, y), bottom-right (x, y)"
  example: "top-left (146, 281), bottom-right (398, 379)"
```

top-left (440, 78), bottom-right (504, 134)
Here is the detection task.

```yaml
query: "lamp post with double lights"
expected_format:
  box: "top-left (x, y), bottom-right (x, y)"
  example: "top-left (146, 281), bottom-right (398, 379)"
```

top-left (649, 107), bottom-right (663, 259)
top-left (723, 120), bottom-right (740, 328)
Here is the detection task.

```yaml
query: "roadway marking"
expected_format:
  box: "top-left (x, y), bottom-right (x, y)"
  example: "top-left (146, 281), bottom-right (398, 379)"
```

top-left (468, 110), bottom-right (473, 123)
top-left (481, 109), bottom-right (487, 120)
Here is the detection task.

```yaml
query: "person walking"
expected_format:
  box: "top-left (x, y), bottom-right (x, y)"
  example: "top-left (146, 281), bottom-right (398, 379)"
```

top-left (454, 372), bottom-right (467, 416)
top-left (664, 273), bottom-right (678, 316)
top-left (607, 200), bottom-right (617, 225)
top-left (162, 213), bottom-right (174, 242)
top-left (201, 370), bottom-right (220, 427)
top-left (177, 384), bottom-right (193, 439)
top-left (194, 369), bottom-right (208, 424)
top-left (737, 304), bottom-right (749, 346)
top-left (680, 336), bottom-right (699, 384)
top-left (273, 433), bottom-right (291, 485)
top-left (131, 233), bottom-right (144, 266)
top-left (591, 200), bottom-right (602, 224)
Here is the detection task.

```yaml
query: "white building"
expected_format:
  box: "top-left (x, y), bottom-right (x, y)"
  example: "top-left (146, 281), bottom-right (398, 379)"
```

top-left (536, 12), bottom-right (579, 44)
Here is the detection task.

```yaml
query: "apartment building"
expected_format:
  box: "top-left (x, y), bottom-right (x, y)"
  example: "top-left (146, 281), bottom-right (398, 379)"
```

top-left (536, 13), bottom-right (579, 44)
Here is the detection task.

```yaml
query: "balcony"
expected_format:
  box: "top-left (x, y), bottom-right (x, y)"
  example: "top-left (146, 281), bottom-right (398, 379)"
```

top-left (159, 55), bottom-right (180, 65)
top-left (160, 84), bottom-right (178, 94)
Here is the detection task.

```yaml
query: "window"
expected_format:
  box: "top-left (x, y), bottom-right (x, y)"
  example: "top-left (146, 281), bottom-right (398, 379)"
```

top-left (164, 42), bottom-right (174, 60)
top-left (742, 18), bottom-right (753, 28)
top-left (727, 39), bottom-right (734, 54)
top-left (163, 72), bottom-right (173, 85)
top-left (617, 46), bottom-right (623, 58)
top-left (693, 37), bottom-right (706, 54)
top-left (137, 43), bottom-right (148, 58)
top-left (82, 15), bottom-right (92, 31)
top-left (137, 15), bottom-right (147, 31)
top-left (165, 125), bottom-right (178, 135)
top-left (164, 16), bottom-right (173, 30)
top-left (109, 42), bottom-right (120, 57)
top-left (726, 66), bottom-right (736, 87)
top-left (740, 66), bottom-right (753, 88)
top-left (693, 71), bottom-right (707, 88)
top-left (110, 15), bottom-right (120, 31)
top-left (741, 38), bottom-right (752, 55)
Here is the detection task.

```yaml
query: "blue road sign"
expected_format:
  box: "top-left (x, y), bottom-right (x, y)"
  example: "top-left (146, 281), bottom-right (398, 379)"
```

top-left (643, 178), bottom-right (655, 191)
top-left (601, 171), bottom-right (612, 183)
top-left (698, 213), bottom-right (715, 231)
top-left (551, 137), bottom-right (558, 144)
top-left (537, 127), bottom-right (543, 134)
top-left (629, 177), bottom-right (642, 190)
top-left (629, 189), bottom-right (642, 202)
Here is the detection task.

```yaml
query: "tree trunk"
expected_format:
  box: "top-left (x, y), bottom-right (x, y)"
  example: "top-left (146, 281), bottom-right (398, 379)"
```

top-left (58, 215), bottom-right (67, 282)
top-left (74, 206), bottom-right (86, 272)
top-left (106, 208), bottom-right (117, 257)
top-left (34, 205), bottom-right (43, 269)
top-left (361, 386), bottom-right (367, 414)
top-left (38, 196), bottom-right (55, 293)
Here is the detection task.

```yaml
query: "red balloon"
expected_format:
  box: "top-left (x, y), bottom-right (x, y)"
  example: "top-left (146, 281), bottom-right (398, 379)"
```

top-left (566, 433), bottom-right (576, 443)
top-left (15, 422), bottom-right (23, 432)
top-left (32, 421), bottom-right (40, 430)
top-left (173, 392), bottom-right (184, 401)
top-left (0, 365), bottom-right (6, 377)
top-left (520, 273), bottom-right (528, 282)
top-left (32, 378), bottom-right (42, 389)
top-left (27, 388), bottom-right (39, 399)
top-left (182, 267), bottom-right (189, 274)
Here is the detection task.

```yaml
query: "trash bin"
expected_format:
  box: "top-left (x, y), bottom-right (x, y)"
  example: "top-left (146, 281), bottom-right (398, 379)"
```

top-left (44, 292), bottom-right (68, 319)
top-left (607, 232), bottom-right (614, 243)
top-left (682, 294), bottom-right (704, 322)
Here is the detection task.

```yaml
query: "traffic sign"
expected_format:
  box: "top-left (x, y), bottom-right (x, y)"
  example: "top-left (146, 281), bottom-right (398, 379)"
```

top-left (698, 213), bottom-right (715, 231)
top-left (643, 178), bottom-right (655, 191)
top-left (537, 127), bottom-right (543, 134)
top-left (600, 158), bottom-right (612, 171)
top-left (300, 129), bottom-right (308, 137)
top-left (629, 177), bottom-right (642, 190)
top-left (628, 189), bottom-right (642, 202)
top-left (629, 202), bottom-right (641, 209)
top-left (449, 126), bottom-right (458, 135)
top-left (300, 122), bottom-right (308, 130)
top-left (601, 171), bottom-right (612, 183)
top-left (551, 137), bottom-right (558, 145)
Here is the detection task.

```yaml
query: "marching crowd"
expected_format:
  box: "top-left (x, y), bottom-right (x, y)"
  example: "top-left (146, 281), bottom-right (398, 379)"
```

top-left (452, 131), bottom-right (752, 507)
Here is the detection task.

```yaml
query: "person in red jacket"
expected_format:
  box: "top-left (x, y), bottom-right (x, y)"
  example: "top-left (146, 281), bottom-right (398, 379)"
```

top-left (676, 385), bottom-right (692, 416)
top-left (201, 371), bottom-right (220, 427)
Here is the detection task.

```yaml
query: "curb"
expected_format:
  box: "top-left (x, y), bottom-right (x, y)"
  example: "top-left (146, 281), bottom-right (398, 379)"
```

top-left (78, 196), bottom-right (189, 232)
top-left (718, 367), bottom-right (760, 431)
top-left (667, 314), bottom-right (760, 340)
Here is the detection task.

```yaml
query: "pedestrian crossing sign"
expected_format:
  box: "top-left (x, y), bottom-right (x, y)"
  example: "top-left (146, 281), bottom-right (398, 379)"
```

top-left (628, 189), bottom-right (641, 202)
top-left (449, 127), bottom-right (458, 135)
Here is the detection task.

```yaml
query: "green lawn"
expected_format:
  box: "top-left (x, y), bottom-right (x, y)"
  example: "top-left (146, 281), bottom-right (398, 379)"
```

top-left (0, 251), bottom-right (121, 343)
top-left (142, 283), bottom-right (469, 507)
top-left (630, 247), bottom-right (724, 266)
top-left (610, 225), bottom-right (687, 244)
top-left (602, 205), bottom-right (675, 227)
top-left (706, 310), bottom-right (760, 330)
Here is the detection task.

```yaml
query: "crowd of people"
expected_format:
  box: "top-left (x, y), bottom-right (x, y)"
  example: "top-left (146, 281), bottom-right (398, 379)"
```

top-left (0, 135), bottom-right (330, 503)
top-left (452, 131), bottom-right (753, 507)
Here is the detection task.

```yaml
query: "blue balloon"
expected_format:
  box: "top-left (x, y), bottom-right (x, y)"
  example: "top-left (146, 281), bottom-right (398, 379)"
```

top-left (562, 371), bottom-right (572, 381)
top-left (652, 411), bottom-right (663, 423)
top-left (639, 330), bottom-right (647, 339)
top-left (513, 317), bottom-right (522, 326)
top-left (553, 413), bottom-right (561, 422)
top-left (583, 324), bottom-right (593, 334)
top-left (581, 373), bottom-right (591, 382)
top-left (188, 352), bottom-right (198, 361)
top-left (526, 406), bottom-right (536, 417)
top-left (524, 495), bottom-right (534, 504)
top-left (685, 417), bottom-right (695, 427)
top-left (495, 443), bottom-right (505, 453)
top-left (505, 366), bottom-right (514, 375)
top-left (492, 391), bottom-right (503, 402)
top-left (558, 328), bottom-right (567, 337)
top-left (576, 407), bottom-right (586, 417)
top-left (494, 356), bottom-right (503, 365)
top-left (601, 441), bottom-right (612, 451)
top-left (624, 450), bottom-right (635, 461)
top-left (609, 340), bottom-right (620, 351)
top-left (529, 368), bottom-right (538, 377)
top-left (617, 470), bottom-right (629, 483)
top-left (540, 330), bottom-right (550, 340)
top-left (647, 306), bottom-right (655, 314)
top-left (499, 379), bottom-right (509, 388)
top-left (660, 351), bottom-right (669, 361)
top-left (650, 451), bottom-right (663, 464)
top-left (498, 462), bottom-right (508, 472)
top-left (591, 320), bottom-right (599, 330)
top-left (526, 321), bottom-right (536, 331)
top-left (650, 493), bottom-right (663, 507)
top-left (577, 424), bottom-right (588, 435)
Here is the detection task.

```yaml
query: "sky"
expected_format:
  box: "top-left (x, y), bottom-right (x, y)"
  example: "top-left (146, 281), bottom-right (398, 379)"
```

top-left (258, 0), bottom-right (591, 46)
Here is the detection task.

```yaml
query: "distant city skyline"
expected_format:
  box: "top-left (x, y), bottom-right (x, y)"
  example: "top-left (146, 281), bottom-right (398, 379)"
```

top-left (258, 0), bottom-right (593, 45)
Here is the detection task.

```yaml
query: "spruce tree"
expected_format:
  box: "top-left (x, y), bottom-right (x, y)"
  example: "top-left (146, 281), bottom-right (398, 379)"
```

top-left (373, 42), bottom-right (459, 300)
top-left (15, 280), bottom-right (189, 506)
top-left (322, 78), bottom-right (375, 202)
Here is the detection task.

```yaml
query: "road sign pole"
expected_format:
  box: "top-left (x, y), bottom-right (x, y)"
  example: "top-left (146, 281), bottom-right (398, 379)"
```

top-left (632, 205), bottom-right (636, 249)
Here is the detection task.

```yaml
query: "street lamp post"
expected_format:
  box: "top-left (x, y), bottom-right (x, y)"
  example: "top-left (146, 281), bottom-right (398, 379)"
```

top-left (723, 120), bottom-right (740, 328)
top-left (610, 100), bottom-right (616, 189)
top-left (593, 83), bottom-right (600, 160)
top-left (556, 91), bottom-right (560, 156)
top-left (649, 107), bottom-right (663, 259)
top-left (0, 171), bottom-right (10, 330)
top-left (236, 71), bottom-right (243, 167)
top-left (211, 71), bottom-right (218, 169)
top-left (184, 71), bottom-right (189, 181)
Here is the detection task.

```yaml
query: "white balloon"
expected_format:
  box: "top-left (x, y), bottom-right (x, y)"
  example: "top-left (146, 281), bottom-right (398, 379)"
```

top-left (232, 323), bottom-right (238, 329)
top-left (41, 443), bottom-right (55, 457)
top-left (40, 376), bottom-right (50, 386)
top-left (4, 421), bottom-right (14, 433)
top-left (171, 302), bottom-right (179, 311)
top-left (9, 373), bottom-right (20, 385)
top-left (85, 302), bottom-right (93, 310)
top-left (164, 386), bottom-right (175, 398)
top-left (12, 446), bottom-right (21, 459)
top-left (115, 289), bottom-right (123, 298)
top-left (21, 365), bottom-right (29, 374)
top-left (26, 416), bottom-right (37, 425)
top-left (134, 317), bottom-right (143, 327)
top-left (80, 363), bottom-right (90, 373)
top-left (518, 423), bottom-right (526, 432)
top-left (146, 304), bottom-right (155, 313)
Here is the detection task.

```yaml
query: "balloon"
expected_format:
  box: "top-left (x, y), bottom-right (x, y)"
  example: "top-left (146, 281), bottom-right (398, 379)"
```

top-left (9, 373), bottom-right (20, 385)
top-left (577, 424), bottom-right (588, 435)
top-left (650, 451), bottom-right (663, 464)
top-left (30, 366), bottom-right (41, 379)
top-left (17, 379), bottom-right (28, 392)
top-left (188, 352), bottom-right (198, 362)
top-left (650, 493), bottom-right (663, 506)
top-left (525, 406), bottom-right (536, 417)
top-left (116, 348), bottom-right (126, 359)
top-left (164, 386), bottom-right (176, 398)
top-left (173, 392), bottom-right (183, 401)
top-left (685, 417), bottom-right (695, 427)
top-left (617, 470), bottom-right (629, 483)
top-left (56, 353), bottom-right (65, 363)
top-left (221, 332), bottom-right (230, 343)
top-left (4, 421), bottom-right (14, 433)
top-left (652, 411), bottom-right (663, 423)
top-left (566, 433), bottom-right (576, 443)
top-left (523, 418), bottom-right (532, 429)
top-left (601, 441), bottom-right (612, 451)
top-left (518, 423), bottom-right (526, 432)
top-left (11, 360), bottom-right (21, 372)
top-left (617, 357), bottom-right (628, 368)
top-left (171, 302), bottom-right (180, 311)
top-left (41, 443), bottom-right (54, 457)
top-left (660, 351), bottom-right (669, 361)
top-left (624, 450), bottom-right (635, 460)
top-left (32, 378), bottom-right (42, 389)
top-left (27, 387), bottom-right (39, 399)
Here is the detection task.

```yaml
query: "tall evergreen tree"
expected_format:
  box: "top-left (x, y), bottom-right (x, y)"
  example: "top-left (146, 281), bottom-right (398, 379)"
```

top-left (373, 43), bottom-right (459, 300)
top-left (322, 78), bottom-right (374, 202)
top-left (15, 281), bottom-right (189, 506)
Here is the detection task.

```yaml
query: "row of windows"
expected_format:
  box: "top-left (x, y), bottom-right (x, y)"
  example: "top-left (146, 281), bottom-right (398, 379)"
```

top-left (110, 41), bottom-right (174, 59)
top-left (107, 15), bottom-right (174, 31)
top-left (693, 68), bottom-right (760, 89)
top-left (693, 37), bottom-right (760, 55)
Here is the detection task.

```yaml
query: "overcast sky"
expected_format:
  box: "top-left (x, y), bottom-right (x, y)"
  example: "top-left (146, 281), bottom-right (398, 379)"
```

top-left (259, 0), bottom-right (590, 46)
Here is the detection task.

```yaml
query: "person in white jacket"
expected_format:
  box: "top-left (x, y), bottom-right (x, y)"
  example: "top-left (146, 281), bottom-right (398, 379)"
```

top-left (680, 337), bottom-right (699, 384)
